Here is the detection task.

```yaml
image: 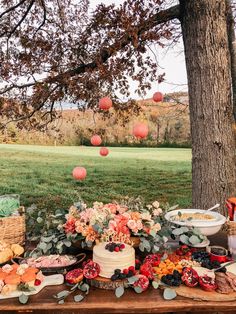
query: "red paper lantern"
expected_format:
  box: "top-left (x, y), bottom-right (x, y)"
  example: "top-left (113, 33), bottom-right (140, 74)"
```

top-left (100, 147), bottom-right (109, 157)
top-left (133, 123), bottom-right (149, 139)
top-left (72, 167), bottom-right (87, 181)
top-left (99, 97), bottom-right (112, 110)
top-left (90, 135), bottom-right (102, 146)
top-left (153, 92), bottom-right (163, 102)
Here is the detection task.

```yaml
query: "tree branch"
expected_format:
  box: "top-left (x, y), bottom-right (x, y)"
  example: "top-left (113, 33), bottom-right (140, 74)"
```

top-left (0, 0), bottom-right (28, 19)
top-left (0, 0), bottom-right (35, 38)
top-left (0, 4), bottom-right (180, 93)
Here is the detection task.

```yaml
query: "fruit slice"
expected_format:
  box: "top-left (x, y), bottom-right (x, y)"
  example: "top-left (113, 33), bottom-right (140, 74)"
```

top-left (199, 275), bottom-right (217, 291)
top-left (140, 263), bottom-right (154, 280)
top-left (83, 261), bottom-right (100, 279)
top-left (65, 268), bottom-right (83, 284)
top-left (0, 271), bottom-right (8, 281)
top-left (181, 267), bottom-right (199, 287)
top-left (5, 274), bottom-right (21, 285)
top-left (133, 274), bottom-right (149, 291)
top-left (21, 269), bottom-right (38, 283)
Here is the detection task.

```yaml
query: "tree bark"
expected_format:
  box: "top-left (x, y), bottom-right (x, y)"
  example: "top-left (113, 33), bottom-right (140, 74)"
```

top-left (179, 0), bottom-right (236, 214)
top-left (226, 0), bottom-right (236, 121)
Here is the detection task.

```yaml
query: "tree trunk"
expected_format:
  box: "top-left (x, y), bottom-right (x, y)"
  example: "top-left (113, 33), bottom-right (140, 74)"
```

top-left (180, 0), bottom-right (236, 214)
top-left (226, 0), bottom-right (236, 121)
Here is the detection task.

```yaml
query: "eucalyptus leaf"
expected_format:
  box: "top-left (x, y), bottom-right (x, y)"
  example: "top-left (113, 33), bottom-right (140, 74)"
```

top-left (179, 234), bottom-right (189, 245)
top-left (163, 288), bottom-right (177, 300)
top-left (41, 235), bottom-right (54, 243)
top-left (38, 242), bottom-right (47, 251)
top-left (19, 293), bottom-right (29, 304)
top-left (189, 235), bottom-right (201, 245)
top-left (46, 243), bottom-right (52, 251)
top-left (74, 294), bottom-right (84, 302)
top-left (54, 290), bottom-right (70, 299)
top-left (152, 281), bottom-right (159, 289)
top-left (134, 286), bottom-right (143, 294)
top-left (127, 276), bottom-right (138, 284)
top-left (63, 240), bottom-right (72, 247)
top-left (70, 283), bottom-right (79, 291)
top-left (79, 283), bottom-right (89, 292)
top-left (172, 228), bottom-right (184, 236)
top-left (115, 286), bottom-right (125, 298)
top-left (180, 226), bottom-right (189, 233)
top-left (139, 243), bottom-right (145, 252)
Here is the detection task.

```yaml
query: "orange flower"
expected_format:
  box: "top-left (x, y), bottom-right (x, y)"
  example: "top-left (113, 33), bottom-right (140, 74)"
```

top-left (130, 212), bottom-right (141, 221)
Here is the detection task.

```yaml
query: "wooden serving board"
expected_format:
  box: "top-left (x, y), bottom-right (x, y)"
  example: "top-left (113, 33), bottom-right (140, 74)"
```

top-left (175, 285), bottom-right (236, 301)
top-left (87, 276), bottom-right (127, 290)
top-left (0, 274), bottom-right (64, 300)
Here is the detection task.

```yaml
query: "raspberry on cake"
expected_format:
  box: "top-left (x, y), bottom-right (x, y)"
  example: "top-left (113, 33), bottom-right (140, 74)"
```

top-left (93, 242), bottom-right (135, 279)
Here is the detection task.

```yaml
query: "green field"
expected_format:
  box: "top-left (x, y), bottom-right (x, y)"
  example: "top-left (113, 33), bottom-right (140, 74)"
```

top-left (0, 144), bottom-right (192, 210)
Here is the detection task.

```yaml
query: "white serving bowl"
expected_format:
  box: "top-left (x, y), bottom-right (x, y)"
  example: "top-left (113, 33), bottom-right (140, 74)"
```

top-left (165, 209), bottom-right (226, 236)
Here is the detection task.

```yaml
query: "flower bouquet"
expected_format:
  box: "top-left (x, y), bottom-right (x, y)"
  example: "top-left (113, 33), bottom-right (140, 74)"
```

top-left (63, 198), bottom-right (176, 253)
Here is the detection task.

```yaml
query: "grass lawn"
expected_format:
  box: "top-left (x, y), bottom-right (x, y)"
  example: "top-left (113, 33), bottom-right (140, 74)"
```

top-left (0, 144), bottom-right (192, 211)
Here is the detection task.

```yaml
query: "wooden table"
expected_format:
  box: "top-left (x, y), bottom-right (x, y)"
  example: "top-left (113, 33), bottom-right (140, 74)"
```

top-left (1, 232), bottom-right (235, 314)
top-left (1, 284), bottom-right (236, 314)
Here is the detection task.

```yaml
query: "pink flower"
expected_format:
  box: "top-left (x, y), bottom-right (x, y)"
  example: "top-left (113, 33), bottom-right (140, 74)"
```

top-left (64, 218), bottom-right (76, 234)
top-left (118, 206), bottom-right (128, 214)
top-left (153, 208), bottom-right (162, 216)
top-left (79, 208), bottom-right (93, 223)
top-left (104, 203), bottom-right (119, 214)
top-left (127, 219), bottom-right (137, 231)
top-left (136, 220), bottom-right (143, 230)
top-left (109, 220), bottom-right (117, 231)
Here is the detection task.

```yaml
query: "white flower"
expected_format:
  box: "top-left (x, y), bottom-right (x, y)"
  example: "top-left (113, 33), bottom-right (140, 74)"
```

top-left (151, 223), bottom-right (161, 233)
top-left (146, 205), bottom-right (152, 210)
top-left (153, 208), bottom-right (163, 216)
top-left (127, 220), bottom-right (137, 230)
top-left (141, 212), bottom-right (152, 221)
top-left (2, 264), bottom-right (13, 273)
top-left (16, 264), bottom-right (29, 275)
top-left (152, 201), bottom-right (160, 209)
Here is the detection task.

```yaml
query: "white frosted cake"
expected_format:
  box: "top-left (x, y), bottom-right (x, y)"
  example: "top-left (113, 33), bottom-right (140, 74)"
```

top-left (93, 242), bottom-right (135, 278)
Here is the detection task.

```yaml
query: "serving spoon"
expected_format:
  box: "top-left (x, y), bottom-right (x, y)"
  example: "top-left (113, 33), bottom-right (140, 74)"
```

top-left (206, 203), bottom-right (220, 211)
top-left (213, 260), bottom-right (236, 272)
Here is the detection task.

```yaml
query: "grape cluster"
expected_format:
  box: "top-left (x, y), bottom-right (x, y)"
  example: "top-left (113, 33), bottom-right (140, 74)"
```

top-left (161, 270), bottom-right (182, 287)
top-left (191, 251), bottom-right (221, 270)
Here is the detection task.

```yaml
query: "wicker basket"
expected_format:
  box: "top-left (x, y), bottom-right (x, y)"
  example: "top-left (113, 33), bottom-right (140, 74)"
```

top-left (0, 207), bottom-right (25, 245)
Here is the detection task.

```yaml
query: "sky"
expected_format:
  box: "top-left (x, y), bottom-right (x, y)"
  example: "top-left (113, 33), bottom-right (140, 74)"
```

top-left (89, 0), bottom-right (188, 99)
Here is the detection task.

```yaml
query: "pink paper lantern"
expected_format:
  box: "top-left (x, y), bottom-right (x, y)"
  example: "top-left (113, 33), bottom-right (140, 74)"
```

top-left (100, 147), bottom-right (109, 157)
top-left (91, 135), bottom-right (102, 146)
top-left (153, 92), bottom-right (163, 102)
top-left (99, 97), bottom-right (112, 110)
top-left (72, 167), bottom-right (87, 181)
top-left (133, 123), bottom-right (149, 139)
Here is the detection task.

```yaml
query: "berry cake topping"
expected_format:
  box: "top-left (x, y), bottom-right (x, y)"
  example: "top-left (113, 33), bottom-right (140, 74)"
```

top-left (105, 242), bottom-right (125, 252)
top-left (110, 266), bottom-right (136, 281)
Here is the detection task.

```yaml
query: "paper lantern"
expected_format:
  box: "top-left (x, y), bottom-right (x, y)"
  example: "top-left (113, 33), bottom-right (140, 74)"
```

top-left (90, 135), bottom-right (102, 146)
top-left (99, 97), bottom-right (112, 110)
top-left (133, 123), bottom-right (149, 139)
top-left (153, 92), bottom-right (163, 102)
top-left (72, 167), bottom-right (87, 180)
top-left (100, 147), bottom-right (109, 157)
